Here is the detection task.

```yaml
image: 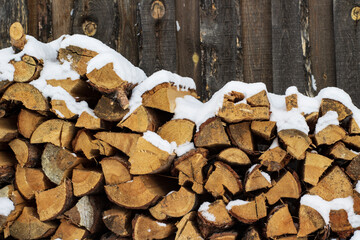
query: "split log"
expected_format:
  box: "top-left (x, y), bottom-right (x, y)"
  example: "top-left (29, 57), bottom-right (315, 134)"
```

top-left (305, 112), bottom-right (319, 133)
top-left (132, 214), bottom-right (176, 240)
top-left (95, 132), bottom-right (140, 156)
top-left (11, 55), bottom-right (42, 83)
top-left (142, 82), bottom-right (197, 113)
top-left (244, 165), bottom-right (271, 192)
top-left (118, 106), bottom-right (160, 133)
top-left (209, 232), bottom-right (238, 240)
top-left (72, 168), bottom-right (104, 197)
top-left (1, 83), bottom-right (49, 111)
top-left (17, 109), bottom-right (46, 139)
top-left (278, 129), bottom-right (312, 160)
top-left (76, 111), bottom-right (106, 130)
top-left (204, 161), bottom-right (242, 199)
top-left (64, 195), bottom-right (103, 233)
top-left (354, 191), bottom-right (360, 215)
top-left (329, 209), bottom-right (354, 238)
top-left (51, 219), bottom-right (89, 240)
top-left (100, 156), bottom-right (132, 185)
top-left (346, 155), bottom-right (360, 180)
top-left (9, 22), bottom-right (27, 52)
top-left (265, 171), bottom-right (301, 205)
top-left (259, 146), bottom-right (290, 172)
top-left (227, 194), bottom-right (267, 224)
top-left (0, 116), bottom-right (18, 142)
top-left (242, 227), bottom-right (261, 240)
top-left (297, 205), bottom-right (325, 237)
top-left (266, 204), bottom-right (297, 238)
top-left (105, 175), bottom-right (171, 209)
top-left (250, 121), bottom-right (276, 141)
top-left (50, 99), bottom-right (77, 119)
top-left (314, 125), bottom-right (346, 146)
top-left (102, 206), bottom-right (132, 237)
top-left (9, 138), bottom-right (40, 167)
top-left (46, 78), bottom-right (94, 101)
top-left (175, 212), bottom-right (203, 240)
top-left (227, 122), bottom-right (255, 154)
top-left (303, 152), bottom-right (333, 185)
top-left (320, 98), bottom-right (352, 121)
top-left (30, 119), bottom-right (76, 149)
top-left (149, 187), bottom-right (197, 220)
top-left (0, 152), bottom-right (16, 184)
top-left (329, 141), bottom-right (357, 160)
top-left (246, 90), bottom-right (270, 107)
top-left (15, 165), bottom-right (52, 200)
top-left (41, 143), bottom-right (84, 185)
top-left (308, 166), bottom-right (353, 201)
top-left (35, 179), bottom-right (73, 221)
top-left (286, 94), bottom-right (298, 111)
top-left (223, 91), bottom-right (245, 103)
top-left (9, 207), bottom-right (57, 240)
top-left (218, 102), bottom-right (269, 123)
top-left (157, 119), bottom-right (195, 145)
top-left (197, 200), bottom-right (234, 238)
top-left (348, 118), bottom-right (360, 134)
top-left (343, 135), bottom-right (360, 151)
top-left (194, 117), bottom-right (231, 149)
top-left (218, 147), bottom-right (251, 166)
top-left (94, 95), bottom-right (128, 121)
top-left (173, 148), bottom-right (208, 194)
top-left (100, 232), bottom-right (130, 240)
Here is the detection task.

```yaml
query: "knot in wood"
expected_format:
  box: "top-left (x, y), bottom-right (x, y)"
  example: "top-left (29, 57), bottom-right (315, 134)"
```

top-left (82, 20), bottom-right (97, 36)
top-left (151, 1), bottom-right (165, 19)
top-left (351, 6), bottom-right (360, 21)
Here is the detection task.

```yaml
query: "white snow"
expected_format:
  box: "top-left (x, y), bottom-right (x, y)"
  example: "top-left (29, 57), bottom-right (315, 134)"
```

top-left (356, 181), bottom-right (360, 194)
top-left (166, 190), bottom-right (175, 196)
top-left (198, 202), bottom-right (216, 222)
top-left (269, 138), bottom-right (279, 149)
top-left (142, 131), bottom-right (177, 154)
top-left (175, 142), bottom-right (195, 156)
top-left (156, 221), bottom-right (167, 227)
top-left (0, 47), bottom-right (16, 81)
top-left (311, 74), bottom-right (317, 91)
top-left (351, 230), bottom-right (360, 240)
top-left (226, 199), bottom-right (250, 211)
top-left (261, 171), bottom-right (271, 183)
top-left (270, 107), bottom-right (309, 134)
top-left (176, 21), bottom-right (181, 31)
top-left (147, 228), bottom-right (151, 232)
top-left (315, 111), bottom-right (339, 134)
top-left (247, 164), bottom-right (258, 174)
top-left (0, 197), bottom-right (14, 216)
top-left (300, 194), bottom-right (360, 227)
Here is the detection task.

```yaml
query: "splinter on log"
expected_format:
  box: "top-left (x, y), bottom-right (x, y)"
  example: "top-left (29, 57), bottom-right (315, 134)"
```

top-left (132, 214), bottom-right (176, 240)
top-left (175, 212), bottom-right (203, 240)
top-left (278, 129), bottom-right (311, 160)
top-left (259, 146), bottom-right (290, 172)
top-left (218, 147), bottom-right (251, 166)
top-left (102, 206), bottom-right (132, 237)
top-left (9, 138), bottom-right (40, 167)
top-left (297, 205), bottom-right (325, 237)
top-left (266, 204), bottom-right (297, 238)
top-left (10, 22), bottom-right (27, 52)
top-left (194, 117), bottom-right (231, 149)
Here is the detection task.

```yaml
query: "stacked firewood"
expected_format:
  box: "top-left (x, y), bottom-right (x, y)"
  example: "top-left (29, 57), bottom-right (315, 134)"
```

top-left (0, 22), bottom-right (359, 240)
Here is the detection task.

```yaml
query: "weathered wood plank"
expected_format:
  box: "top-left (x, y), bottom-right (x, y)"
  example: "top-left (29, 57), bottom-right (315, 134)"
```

top-left (334, 0), bottom-right (360, 106)
top-left (27, 0), bottom-right (51, 43)
top-left (235, 0), bottom-right (244, 83)
top-left (200, 0), bottom-right (237, 100)
top-left (139, 0), bottom-right (177, 76)
top-left (117, 0), bottom-right (140, 66)
top-left (0, 0), bottom-right (28, 49)
top-left (308, 0), bottom-right (336, 94)
top-left (272, 0), bottom-right (305, 95)
top-left (241, 0), bottom-right (272, 92)
top-left (175, 0), bottom-right (201, 95)
top-left (52, 0), bottom-right (73, 39)
top-left (72, 0), bottom-right (117, 48)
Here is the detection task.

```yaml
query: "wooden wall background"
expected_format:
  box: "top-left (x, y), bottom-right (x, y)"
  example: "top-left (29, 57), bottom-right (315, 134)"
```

top-left (0, 0), bottom-right (359, 105)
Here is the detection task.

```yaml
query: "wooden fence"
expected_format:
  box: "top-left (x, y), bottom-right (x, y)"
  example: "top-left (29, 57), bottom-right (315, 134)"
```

top-left (0, 0), bottom-right (359, 105)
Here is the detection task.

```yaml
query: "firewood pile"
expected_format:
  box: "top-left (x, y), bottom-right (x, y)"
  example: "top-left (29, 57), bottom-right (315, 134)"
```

top-left (0, 22), bottom-right (359, 240)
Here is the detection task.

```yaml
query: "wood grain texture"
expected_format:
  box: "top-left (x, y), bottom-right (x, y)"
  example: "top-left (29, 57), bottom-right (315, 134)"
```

top-left (139, 0), bottom-right (177, 75)
top-left (72, 0), bottom-right (117, 48)
top-left (334, 0), bottom-right (360, 107)
top-left (308, 0), bottom-right (336, 93)
top-left (0, 0), bottom-right (28, 49)
top-left (117, 0), bottom-right (140, 66)
top-left (241, 0), bottom-right (273, 92)
top-left (272, 0), bottom-right (305, 94)
top-left (52, 0), bottom-right (73, 39)
top-left (200, 0), bottom-right (237, 100)
top-left (27, 0), bottom-right (51, 43)
top-left (176, 0), bottom-right (201, 96)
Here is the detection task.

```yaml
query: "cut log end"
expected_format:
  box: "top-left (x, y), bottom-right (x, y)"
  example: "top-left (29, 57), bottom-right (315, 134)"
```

top-left (10, 22), bottom-right (27, 52)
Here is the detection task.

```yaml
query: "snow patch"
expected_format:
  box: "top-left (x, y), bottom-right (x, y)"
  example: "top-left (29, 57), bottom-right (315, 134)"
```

top-left (198, 202), bottom-right (216, 222)
top-left (156, 221), bottom-right (167, 227)
top-left (350, 230), bottom-right (360, 240)
top-left (356, 181), bottom-right (360, 194)
top-left (142, 131), bottom-right (177, 154)
top-left (175, 142), bottom-right (195, 156)
top-left (226, 199), bottom-right (250, 211)
top-left (0, 197), bottom-right (14, 216)
top-left (261, 171), bottom-right (271, 183)
top-left (269, 138), bottom-right (279, 149)
top-left (315, 111), bottom-right (339, 134)
top-left (176, 21), bottom-right (181, 31)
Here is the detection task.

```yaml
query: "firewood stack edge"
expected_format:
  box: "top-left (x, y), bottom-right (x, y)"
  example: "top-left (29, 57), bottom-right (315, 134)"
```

top-left (0, 22), bottom-right (359, 240)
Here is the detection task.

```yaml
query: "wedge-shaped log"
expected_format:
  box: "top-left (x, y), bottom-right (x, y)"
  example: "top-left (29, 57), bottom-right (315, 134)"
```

top-left (285, 94), bottom-right (298, 111)
top-left (305, 112), bottom-right (319, 133)
top-left (35, 179), bottom-right (73, 221)
top-left (245, 165), bottom-right (271, 192)
top-left (297, 205), bottom-right (325, 237)
top-left (242, 227), bottom-right (261, 240)
top-left (42, 143), bottom-right (84, 185)
top-left (259, 147), bottom-right (290, 172)
top-left (76, 111), bottom-right (106, 130)
top-left (118, 106), bottom-right (160, 133)
top-left (9, 138), bottom-right (40, 167)
top-left (100, 156), bottom-right (131, 185)
top-left (0, 152), bottom-right (16, 184)
top-left (309, 166), bottom-right (353, 201)
top-left (329, 209), bottom-right (354, 238)
top-left (72, 168), bottom-right (104, 197)
top-left (50, 99), bottom-right (77, 119)
top-left (17, 109), bottom-right (46, 139)
top-left (173, 148), bottom-right (208, 194)
top-left (0, 116), bottom-right (18, 142)
top-left (149, 187), bottom-right (197, 220)
top-left (94, 95), bottom-right (128, 121)
top-left (218, 147), bottom-right (251, 166)
top-left (278, 129), bottom-right (311, 160)
top-left (2, 83), bottom-right (49, 111)
top-left (51, 219), bottom-right (89, 240)
top-left (129, 136), bottom-right (175, 175)
top-left (227, 194), bottom-right (267, 224)
top-left (175, 212), bottom-right (203, 240)
top-left (250, 121), bottom-right (276, 141)
top-left (15, 165), bottom-right (52, 200)
top-left (266, 171), bottom-right (301, 205)
top-left (348, 118), bottom-right (360, 134)
top-left (157, 119), bottom-right (195, 145)
top-left (227, 122), bottom-right (255, 154)
top-left (218, 102), bottom-right (269, 123)
top-left (46, 78), bottom-right (94, 100)
top-left (10, 22), bottom-right (27, 51)
top-left (266, 204), bottom-right (297, 238)
top-left (132, 214), bottom-right (176, 240)
top-left (197, 200), bottom-right (234, 238)
top-left (343, 135), bottom-right (360, 151)
top-left (11, 55), bottom-right (42, 83)
top-left (31, 119), bottom-right (76, 149)
top-left (346, 155), bottom-right (360, 180)
top-left (102, 206), bottom-right (132, 237)
top-left (64, 195), bottom-right (103, 233)
top-left (329, 141), bottom-right (357, 160)
top-left (205, 161), bottom-right (242, 199)
top-left (314, 125), bottom-right (346, 146)
top-left (9, 207), bottom-right (57, 240)
top-left (105, 175), bottom-right (170, 209)
top-left (247, 90), bottom-right (270, 107)
top-left (95, 132), bottom-right (140, 156)
top-left (304, 152), bottom-right (333, 185)
top-left (194, 117), bottom-right (231, 149)
top-left (320, 98), bottom-right (352, 121)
